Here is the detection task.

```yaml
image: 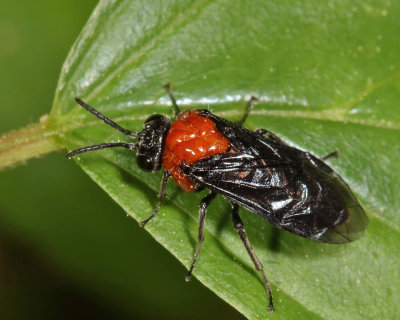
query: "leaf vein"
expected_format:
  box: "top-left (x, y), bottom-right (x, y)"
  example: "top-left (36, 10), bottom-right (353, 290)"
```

top-left (85, 0), bottom-right (215, 103)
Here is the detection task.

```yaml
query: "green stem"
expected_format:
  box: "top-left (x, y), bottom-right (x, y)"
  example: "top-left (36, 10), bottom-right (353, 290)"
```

top-left (0, 115), bottom-right (64, 171)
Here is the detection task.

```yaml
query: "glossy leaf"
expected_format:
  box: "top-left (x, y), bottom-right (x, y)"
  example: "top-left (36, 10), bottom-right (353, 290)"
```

top-left (50, 1), bottom-right (400, 319)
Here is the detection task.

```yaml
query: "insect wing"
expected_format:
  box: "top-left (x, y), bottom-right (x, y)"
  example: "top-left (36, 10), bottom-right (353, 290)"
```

top-left (184, 111), bottom-right (368, 243)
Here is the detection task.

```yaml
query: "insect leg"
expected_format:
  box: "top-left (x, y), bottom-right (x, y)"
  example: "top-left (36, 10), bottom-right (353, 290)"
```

top-left (237, 96), bottom-right (258, 126)
top-left (140, 171), bottom-right (170, 227)
top-left (185, 192), bottom-right (217, 281)
top-left (163, 83), bottom-right (181, 117)
top-left (321, 150), bottom-right (339, 161)
top-left (231, 204), bottom-right (274, 311)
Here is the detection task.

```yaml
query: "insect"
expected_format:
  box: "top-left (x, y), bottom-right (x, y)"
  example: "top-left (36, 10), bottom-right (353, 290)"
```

top-left (67, 84), bottom-right (368, 311)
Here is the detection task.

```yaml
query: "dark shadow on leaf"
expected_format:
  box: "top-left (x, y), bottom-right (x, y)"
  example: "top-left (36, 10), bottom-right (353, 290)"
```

top-left (118, 166), bottom-right (158, 209)
top-left (205, 202), bottom-right (271, 293)
top-left (268, 228), bottom-right (282, 253)
top-left (215, 201), bottom-right (232, 235)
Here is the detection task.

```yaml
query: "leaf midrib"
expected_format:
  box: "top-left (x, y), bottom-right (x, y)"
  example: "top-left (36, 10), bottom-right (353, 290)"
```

top-left (57, 104), bottom-right (399, 236)
top-left (58, 101), bottom-right (400, 137)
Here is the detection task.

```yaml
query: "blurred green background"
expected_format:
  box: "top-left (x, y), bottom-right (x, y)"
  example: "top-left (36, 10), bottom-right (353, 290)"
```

top-left (0, 1), bottom-right (244, 319)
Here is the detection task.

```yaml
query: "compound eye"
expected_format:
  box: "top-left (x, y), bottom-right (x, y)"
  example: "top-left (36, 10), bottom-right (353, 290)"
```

top-left (137, 155), bottom-right (154, 172)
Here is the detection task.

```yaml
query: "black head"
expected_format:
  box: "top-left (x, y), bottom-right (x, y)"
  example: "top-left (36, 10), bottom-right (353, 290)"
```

top-left (136, 114), bottom-right (171, 172)
top-left (66, 99), bottom-right (171, 173)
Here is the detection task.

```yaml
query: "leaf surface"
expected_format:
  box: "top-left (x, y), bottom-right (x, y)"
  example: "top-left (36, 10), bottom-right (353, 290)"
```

top-left (52, 1), bottom-right (400, 319)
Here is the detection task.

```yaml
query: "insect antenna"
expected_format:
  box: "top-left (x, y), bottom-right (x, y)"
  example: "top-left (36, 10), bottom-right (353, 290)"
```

top-left (74, 98), bottom-right (138, 138)
top-left (66, 98), bottom-right (138, 158)
top-left (66, 142), bottom-right (136, 159)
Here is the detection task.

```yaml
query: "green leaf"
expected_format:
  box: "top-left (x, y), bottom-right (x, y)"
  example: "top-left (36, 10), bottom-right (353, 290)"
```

top-left (48, 0), bottom-right (400, 319)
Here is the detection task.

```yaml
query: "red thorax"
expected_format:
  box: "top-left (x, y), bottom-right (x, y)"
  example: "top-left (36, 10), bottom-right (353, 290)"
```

top-left (162, 110), bottom-right (229, 192)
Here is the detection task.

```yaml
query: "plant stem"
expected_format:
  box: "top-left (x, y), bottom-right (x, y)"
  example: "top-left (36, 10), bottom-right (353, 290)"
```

top-left (0, 115), bottom-right (64, 171)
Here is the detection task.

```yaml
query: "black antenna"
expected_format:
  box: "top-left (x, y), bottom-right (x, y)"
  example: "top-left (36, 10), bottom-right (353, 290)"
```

top-left (66, 98), bottom-right (138, 159)
top-left (66, 142), bottom-right (136, 159)
top-left (75, 98), bottom-right (138, 138)
top-left (163, 83), bottom-right (181, 117)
